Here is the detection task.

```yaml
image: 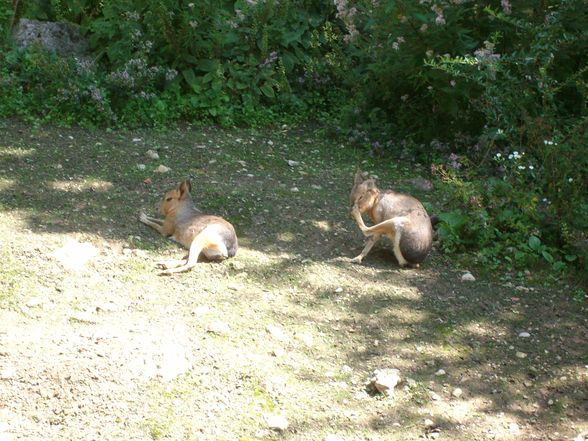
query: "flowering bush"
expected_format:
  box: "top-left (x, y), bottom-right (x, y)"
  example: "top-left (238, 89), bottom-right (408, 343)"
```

top-left (337, 0), bottom-right (587, 273)
top-left (84, 0), bottom-right (346, 124)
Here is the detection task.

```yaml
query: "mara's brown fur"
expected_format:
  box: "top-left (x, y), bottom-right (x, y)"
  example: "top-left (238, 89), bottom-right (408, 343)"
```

top-left (349, 170), bottom-right (433, 268)
top-left (139, 180), bottom-right (238, 274)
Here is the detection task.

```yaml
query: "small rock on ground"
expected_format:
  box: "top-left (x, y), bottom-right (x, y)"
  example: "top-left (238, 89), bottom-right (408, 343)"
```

top-left (266, 414), bottom-right (289, 432)
top-left (368, 368), bottom-right (401, 396)
top-left (461, 272), bottom-right (476, 282)
top-left (207, 321), bottom-right (230, 335)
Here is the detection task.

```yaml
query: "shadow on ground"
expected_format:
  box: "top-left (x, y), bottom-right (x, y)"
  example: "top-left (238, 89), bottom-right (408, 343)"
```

top-left (1, 120), bottom-right (586, 440)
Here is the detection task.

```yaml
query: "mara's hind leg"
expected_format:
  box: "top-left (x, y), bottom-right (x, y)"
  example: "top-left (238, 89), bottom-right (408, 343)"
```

top-left (157, 257), bottom-right (188, 269)
top-left (351, 234), bottom-right (381, 264)
top-left (202, 241), bottom-right (228, 261)
top-left (160, 226), bottom-right (224, 275)
top-left (389, 220), bottom-right (410, 267)
top-left (351, 206), bottom-right (408, 238)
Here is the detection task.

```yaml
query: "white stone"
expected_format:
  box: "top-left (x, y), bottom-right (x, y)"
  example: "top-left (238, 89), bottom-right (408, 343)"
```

top-left (154, 165), bottom-right (171, 173)
top-left (207, 321), bottom-right (230, 335)
top-left (518, 332), bottom-right (530, 338)
top-left (290, 187), bottom-right (299, 192)
top-left (145, 149), bottom-right (159, 159)
top-left (192, 305), bottom-right (210, 316)
top-left (335, 287), bottom-right (343, 293)
top-left (287, 160), bottom-right (300, 167)
top-left (461, 272), bottom-right (476, 282)
top-left (0, 367), bottom-right (16, 380)
top-left (435, 369), bottom-right (446, 376)
top-left (508, 422), bottom-right (520, 435)
top-left (266, 324), bottom-right (288, 342)
top-left (26, 297), bottom-right (43, 308)
top-left (369, 368), bottom-right (401, 396)
top-left (452, 388), bottom-right (463, 398)
top-left (137, 163), bottom-right (146, 170)
top-left (515, 351), bottom-right (527, 359)
top-left (266, 414), bottom-right (289, 431)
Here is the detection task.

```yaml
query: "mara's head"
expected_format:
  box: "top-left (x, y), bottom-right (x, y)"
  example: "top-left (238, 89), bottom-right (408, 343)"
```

top-left (349, 170), bottom-right (379, 211)
top-left (160, 180), bottom-right (192, 216)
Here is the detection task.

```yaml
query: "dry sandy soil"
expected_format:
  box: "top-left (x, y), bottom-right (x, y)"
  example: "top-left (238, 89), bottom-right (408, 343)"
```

top-left (0, 121), bottom-right (586, 441)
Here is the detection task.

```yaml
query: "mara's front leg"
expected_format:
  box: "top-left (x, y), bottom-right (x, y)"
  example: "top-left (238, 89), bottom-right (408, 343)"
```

top-left (139, 211), bottom-right (165, 234)
top-left (351, 234), bottom-right (381, 264)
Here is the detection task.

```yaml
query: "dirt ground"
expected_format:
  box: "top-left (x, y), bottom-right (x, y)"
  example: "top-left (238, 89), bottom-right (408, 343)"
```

top-left (0, 121), bottom-right (586, 441)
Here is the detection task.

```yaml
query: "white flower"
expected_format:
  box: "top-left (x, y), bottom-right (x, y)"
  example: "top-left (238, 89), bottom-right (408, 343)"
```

top-left (568, 177), bottom-right (573, 183)
top-left (450, 80), bottom-right (456, 87)
top-left (518, 165), bottom-right (525, 170)
top-left (508, 154), bottom-right (513, 159)
top-left (528, 165), bottom-right (534, 170)
top-left (495, 153), bottom-right (501, 158)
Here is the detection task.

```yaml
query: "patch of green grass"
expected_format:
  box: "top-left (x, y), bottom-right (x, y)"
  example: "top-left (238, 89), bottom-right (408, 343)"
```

top-left (145, 418), bottom-right (170, 440)
top-left (252, 385), bottom-right (276, 412)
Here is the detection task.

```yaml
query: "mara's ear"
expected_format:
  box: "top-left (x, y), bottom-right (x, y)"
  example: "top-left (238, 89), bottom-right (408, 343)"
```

top-left (178, 180), bottom-right (192, 198)
top-left (354, 169), bottom-right (368, 185)
top-left (364, 179), bottom-right (377, 190)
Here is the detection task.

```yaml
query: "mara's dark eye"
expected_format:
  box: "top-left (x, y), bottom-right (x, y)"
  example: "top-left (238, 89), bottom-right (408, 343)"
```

top-left (166, 197), bottom-right (173, 202)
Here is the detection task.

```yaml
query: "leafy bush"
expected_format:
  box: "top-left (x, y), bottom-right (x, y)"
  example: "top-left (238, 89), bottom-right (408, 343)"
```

top-left (338, 0), bottom-right (587, 274)
top-left (0, 47), bottom-right (114, 126)
top-left (83, 0), bottom-right (347, 125)
top-left (1, 0), bottom-right (349, 126)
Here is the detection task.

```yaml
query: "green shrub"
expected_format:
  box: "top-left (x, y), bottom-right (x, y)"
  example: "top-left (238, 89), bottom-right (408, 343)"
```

top-left (338, 0), bottom-right (587, 274)
top-left (0, 47), bottom-right (114, 126)
top-left (84, 0), bottom-right (346, 125)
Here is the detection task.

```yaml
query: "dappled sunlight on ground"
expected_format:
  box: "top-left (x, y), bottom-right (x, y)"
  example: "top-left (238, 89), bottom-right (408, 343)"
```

top-left (1, 122), bottom-right (586, 441)
top-left (48, 179), bottom-right (114, 193)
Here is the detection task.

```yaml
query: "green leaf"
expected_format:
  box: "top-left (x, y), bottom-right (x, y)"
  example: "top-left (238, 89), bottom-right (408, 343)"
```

top-left (528, 235), bottom-right (541, 251)
top-left (182, 68), bottom-right (200, 92)
top-left (222, 31), bottom-right (240, 45)
top-left (281, 52), bottom-right (297, 72)
top-left (196, 59), bottom-right (220, 73)
top-left (438, 210), bottom-right (467, 228)
top-left (260, 85), bottom-right (275, 98)
top-left (281, 27), bottom-right (307, 47)
top-left (541, 250), bottom-right (554, 264)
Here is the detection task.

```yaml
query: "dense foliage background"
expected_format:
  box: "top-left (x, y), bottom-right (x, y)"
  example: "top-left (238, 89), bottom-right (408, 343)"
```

top-left (1, 0), bottom-right (586, 281)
